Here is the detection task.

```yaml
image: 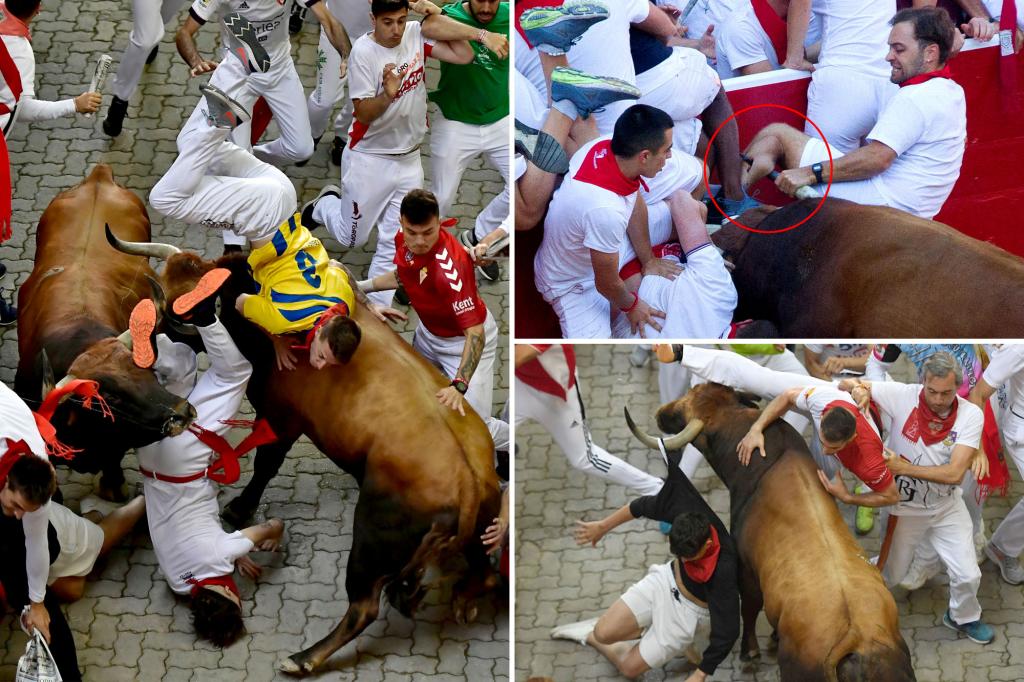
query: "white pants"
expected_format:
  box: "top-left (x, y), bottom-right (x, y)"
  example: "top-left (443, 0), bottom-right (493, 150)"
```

top-left (474, 185), bottom-right (510, 240)
top-left (805, 66), bottom-right (897, 153)
top-left (315, 146), bottom-right (423, 307)
top-left (637, 47), bottom-right (721, 157)
top-left (514, 67), bottom-right (548, 130)
top-left (47, 502), bottom-right (103, 582)
top-left (881, 500), bottom-right (982, 624)
top-left (412, 312), bottom-right (506, 450)
top-left (621, 562), bottom-right (711, 668)
top-left (430, 113), bottom-right (510, 229)
top-left (799, 137), bottom-right (890, 208)
top-left (112, 0), bottom-right (189, 101)
top-left (989, 434), bottom-right (1024, 557)
top-left (150, 103), bottom-right (295, 242)
top-left (515, 379), bottom-right (663, 495)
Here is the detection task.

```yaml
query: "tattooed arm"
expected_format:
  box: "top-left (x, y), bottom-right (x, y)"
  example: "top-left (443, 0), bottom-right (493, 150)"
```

top-left (437, 323), bottom-right (485, 416)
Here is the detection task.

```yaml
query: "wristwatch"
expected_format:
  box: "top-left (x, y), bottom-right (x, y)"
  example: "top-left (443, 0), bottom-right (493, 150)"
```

top-left (451, 377), bottom-right (469, 395)
top-left (811, 162), bottom-right (825, 184)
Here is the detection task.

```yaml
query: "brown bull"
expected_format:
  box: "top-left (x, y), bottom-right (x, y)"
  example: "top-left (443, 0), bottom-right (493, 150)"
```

top-left (627, 383), bottom-right (915, 682)
top-left (106, 235), bottom-right (503, 675)
top-left (713, 198), bottom-right (1024, 337)
top-left (14, 164), bottom-right (195, 498)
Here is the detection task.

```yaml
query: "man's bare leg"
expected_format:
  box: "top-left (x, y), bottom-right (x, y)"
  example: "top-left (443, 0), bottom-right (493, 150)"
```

top-left (703, 89), bottom-right (744, 202)
top-left (97, 495), bottom-right (147, 555)
top-left (742, 123), bottom-right (813, 188)
top-left (668, 190), bottom-right (711, 252)
top-left (587, 599), bottom-right (651, 679)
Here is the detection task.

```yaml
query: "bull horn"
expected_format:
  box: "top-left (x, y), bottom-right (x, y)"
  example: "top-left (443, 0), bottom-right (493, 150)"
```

top-left (146, 275), bottom-right (167, 322)
top-left (623, 406), bottom-right (704, 451)
top-left (116, 328), bottom-right (133, 350)
top-left (54, 373), bottom-right (77, 390)
top-left (105, 223), bottom-right (181, 260)
top-left (39, 349), bottom-right (56, 400)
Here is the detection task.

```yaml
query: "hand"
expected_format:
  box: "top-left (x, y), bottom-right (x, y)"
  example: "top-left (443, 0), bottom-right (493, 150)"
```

top-left (736, 427), bottom-right (765, 466)
top-left (971, 446), bottom-right (990, 480)
top-left (653, 343), bottom-right (678, 364)
top-left (481, 516), bottom-right (508, 555)
top-left (470, 243), bottom-right (497, 265)
top-left (481, 31), bottom-right (509, 59)
top-left (961, 17), bottom-right (996, 42)
top-left (574, 519), bottom-right (607, 547)
top-left (189, 59), bottom-right (218, 77)
top-left (822, 356), bottom-right (849, 376)
top-left (437, 385), bottom-right (466, 416)
top-left (817, 470), bottom-right (849, 502)
top-left (23, 602), bottom-right (51, 643)
top-left (271, 335), bottom-right (298, 371)
top-left (370, 304), bottom-right (408, 324)
top-left (382, 62), bottom-right (406, 100)
top-left (236, 555), bottom-right (263, 580)
top-left (696, 25), bottom-right (716, 62)
top-left (660, 4), bottom-right (681, 22)
top-left (775, 167), bottom-right (817, 196)
top-left (883, 448), bottom-right (909, 475)
top-left (850, 384), bottom-right (870, 411)
top-left (74, 91), bottom-right (101, 113)
top-left (627, 298), bottom-right (665, 338)
top-left (642, 258), bottom-right (683, 281)
top-left (782, 56), bottom-right (814, 72)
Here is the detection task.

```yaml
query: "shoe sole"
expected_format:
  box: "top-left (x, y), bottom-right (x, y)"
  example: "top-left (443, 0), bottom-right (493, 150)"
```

top-left (224, 14), bottom-right (271, 73)
top-left (983, 544), bottom-right (1024, 585)
top-left (172, 268), bottom-right (230, 317)
top-left (129, 299), bottom-right (157, 368)
top-left (200, 84), bottom-right (251, 128)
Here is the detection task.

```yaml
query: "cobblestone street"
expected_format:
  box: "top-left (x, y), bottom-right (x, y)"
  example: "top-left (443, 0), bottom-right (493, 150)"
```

top-left (515, 345), bottom-right (1024, 682)
top-left (0, 2), bottom-right (509, 679)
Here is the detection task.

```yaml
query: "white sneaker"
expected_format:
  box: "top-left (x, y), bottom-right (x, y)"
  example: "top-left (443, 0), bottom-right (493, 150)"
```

top-left (80, 494), bottom-right (121, 518)
top-left (898, 557), bottom-right (941, 591)
top-left (550, 616), bottom-right (598, 645)
top-left (984, 543), bottom-right (1024, 585)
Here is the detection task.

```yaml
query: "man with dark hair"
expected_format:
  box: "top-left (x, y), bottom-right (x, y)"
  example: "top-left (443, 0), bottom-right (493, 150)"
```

top-left (743, 6), bottom-right (967, 220)
top-left (557, 440), bottom-right (739, 682)
top-left (361, 189), bottom-right (506, 449)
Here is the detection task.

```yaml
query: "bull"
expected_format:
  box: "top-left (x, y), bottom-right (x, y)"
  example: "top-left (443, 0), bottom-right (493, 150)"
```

top-left (626, 382), bottom-right (915, 681)
top-left (14, 164), bottom-right (196, 499)
top-left (105, 232), bottom-right (503, 675)
top-left (713, 198), bottom-right (1024, 337)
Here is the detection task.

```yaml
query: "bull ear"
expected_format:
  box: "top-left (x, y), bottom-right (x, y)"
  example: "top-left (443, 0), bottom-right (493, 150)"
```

top-left (736, 390), bottom-right (763, 408)
top-left (39, 349), bottom-right (55, 400)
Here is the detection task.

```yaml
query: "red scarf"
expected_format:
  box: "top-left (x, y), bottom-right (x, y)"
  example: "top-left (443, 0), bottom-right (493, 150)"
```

top-left (573, 140), bottom-right (649, 197)
top-left (189, 574), bottom-right (240, 599)
top-left (683, 525), bottom-right (721, 583)
top-left (186, 418), bottom-right (277, 485)
top-left (898, 64), bottom-right (953, 88)
top-left (618, 242), bottom-right (682, 281)
top-left (291, 302), bottom-right (350, 352)
top-left (901, 393), bottom-right (958, 446)
top-left (977, 400), bottom-right (1011, 500)
top-left (751, 0), bottom-right (787, 65)
top-left (0, 7), bottom-right (25, 244)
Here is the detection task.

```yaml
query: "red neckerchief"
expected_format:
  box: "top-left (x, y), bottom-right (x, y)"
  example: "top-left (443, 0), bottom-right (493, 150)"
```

top-left (902, 393), bottom-right (958, 446)
top-left (37, 379), bottom-right (112, 459)
top-left (977, 399), bottom-right (1011, 500)
top-left (899, 64), bottom-right (953, 88)
top-left (188, 574), bottom-right (240, 599)
top-left (618, 242), bottom-right (682, 281)
top-left (291, 302), bottom-right (350, 352)
top-left (751, 0), bottom-right (787, 65)
top-left (0, 6), bottom-right (30, 40)
top-left (185, 419), bottom-right (277, 485)
top-left (0, 10), bottom-right (24, 244)
top-left (683, 525), bottom-right (721, 583)
top-left (573, 140), bottom-right (649, 197)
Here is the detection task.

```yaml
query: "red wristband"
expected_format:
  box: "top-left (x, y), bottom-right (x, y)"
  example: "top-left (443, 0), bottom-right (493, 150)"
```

top-left (620, 292), bottom-right (639, 314)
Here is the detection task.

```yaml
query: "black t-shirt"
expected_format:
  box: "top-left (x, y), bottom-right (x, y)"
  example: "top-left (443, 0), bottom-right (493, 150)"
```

top-left (630, 27), bottom-right (674, 76)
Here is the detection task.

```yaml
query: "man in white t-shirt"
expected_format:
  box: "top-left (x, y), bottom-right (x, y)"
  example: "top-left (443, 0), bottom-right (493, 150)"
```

top-left (742, 6), bottom-right (965, 220)
top-left (855, 352), bottom-right (992, 644)
top-left (303, 0), bottom-right (507, 307)
top-left (804, 344), bottom-right (870, 381)
top-left (716, 0), bottom-right (822, 77)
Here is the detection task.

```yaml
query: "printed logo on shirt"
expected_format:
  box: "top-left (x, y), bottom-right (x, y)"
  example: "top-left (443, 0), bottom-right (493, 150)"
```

top-left (943, 431), bottom-right (957, 447)
top-left (593, 148), bottom-right (607, 167)
top-left (419, 266), bottom-right (427, 283)
top-left (435, 248), bottom-right (463, 293)
top-left (393, 54), bottom-right (426, 99)
top-left (451, 297), bottom-right (475, 313)
top-left (181, 571), bottom-right (197, 584)
top-left (239, 0), bottom-right (248, 7)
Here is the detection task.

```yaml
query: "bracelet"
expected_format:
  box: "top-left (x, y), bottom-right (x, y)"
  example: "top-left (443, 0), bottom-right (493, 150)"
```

top-left (620, 292), bottom-right (639, 314)
top-left (476, 28), bottom-right (487, 43)
top-left (451, 377), bottom-right (469, 395)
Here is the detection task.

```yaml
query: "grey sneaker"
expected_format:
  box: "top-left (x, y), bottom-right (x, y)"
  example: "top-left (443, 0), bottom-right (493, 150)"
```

top-left (223, 13), bottom-right (271, 73)
top-left (200, 83), bottom-right (250, 129)
top-left (985, 543), bottom-right (1024, 585)
top-left (515, 120), bottom-right (569, 175)
top-left (300, 184), bottom-right (340, 228)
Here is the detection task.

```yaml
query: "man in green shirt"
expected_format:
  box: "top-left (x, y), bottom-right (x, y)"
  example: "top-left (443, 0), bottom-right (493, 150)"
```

top-left (428, 0), bottom-right (509, 281)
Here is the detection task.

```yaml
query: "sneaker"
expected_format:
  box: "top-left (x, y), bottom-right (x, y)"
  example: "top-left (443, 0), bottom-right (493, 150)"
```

top-left (942, 610), bottom-right (994, 645)
top-left (519, 2), bottom-right (609, 55)
top-left (330, 136), bottom-right (345, 166)
top-left (172, 267), bottom-right (230, 325)
top-left (984, 543), bottom-right (1024, 585)
top-left (897, 556), bottom-right (941, 591)
top-left (719, 190), bottom-right (762, 218)
top-left (223, 13), bottom-right (271, 73)
top-left (476, 261), bottom-right (500, 282)
top-left (550, 67), bottom-right (640, 120)
top-left (629, 346), bottom-right (650, 368)
top-left (200, 83), bottom-right (250, 130)
top-left (550, 616), bottom-right (598, 645)
top-left (394, 285), bottom-right (410, 306)
top-left (128, 298), bottom-right (157, 368)
top-left (289, 2), bottom-right (306, 34)
top-left (0, 297), bottom-right (16, 326)
top-left (658, 520), bottom-right (672, 535)
top-left (853, 484), bottom-right (874, 535)
top-left (515, 120), bottom-right (569, 175)
top-left (458, 229), bottom-right (479, 249)
top-left (0, 260), bottom-right (6, 281)
top-left (300, 184), bottom-right (340, 228)
top-left (103, 95), bottom-right (129, 137)
top-left (146, 45), bottom-right (159, 65)
top-left (295, 135), bottom-right (321, 168)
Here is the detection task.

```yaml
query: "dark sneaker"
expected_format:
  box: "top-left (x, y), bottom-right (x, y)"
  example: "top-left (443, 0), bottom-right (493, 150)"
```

top-left (146, 45), bottom-right (159, 65)
top-left (476, 261), bottom-right (500, 282)
top-left (289, 3), bottom-right (306, 35)
top-left (295, 135), bottom-right (322, 168)
top-left (943, 610), bottom-right (994, 645)
top-left (515, 120), bottom-right (569, 175)
top-left (0, 297), bottom-right (16, 326)
top-left (102, 95), bottom-right (129, 137)
top-left (128, 299), bottom-right (157, 368)
top-left (519, 2), bottom-right (609, 55)
top-left (223, 13), bottom-right (271, 74)
top-left (394, 284), bottom-right (410, 306)
top-left (330, 136), bottom-right (345, 166)
top-left (0, 260), bottom-right (6, 281)
top-left (300, 185), bottom-right (340, 228)
top-left (458, 229), bottom-right (479, 249)
top-left (172, 267), bottom-right (230, 326)
top-left (550, 67), bottom-right (640, 119)
top-left (200, 83), bottom-right (250, 130)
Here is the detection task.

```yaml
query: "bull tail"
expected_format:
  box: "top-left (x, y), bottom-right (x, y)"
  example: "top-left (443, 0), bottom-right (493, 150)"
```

top-left (827, 622), bottom-right (863, 682)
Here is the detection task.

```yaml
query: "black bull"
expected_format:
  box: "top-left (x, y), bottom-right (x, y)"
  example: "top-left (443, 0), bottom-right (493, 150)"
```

top-left (628, 383), bottom-right (915, 681)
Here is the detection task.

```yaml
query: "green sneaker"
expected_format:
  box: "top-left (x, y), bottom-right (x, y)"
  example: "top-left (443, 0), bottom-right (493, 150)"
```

top-left (519, 2), bottom-right (609, 55)
top-left (854, 484), bottom-right (874, 535)
top-left (550, 67), bottom-right (640, 119)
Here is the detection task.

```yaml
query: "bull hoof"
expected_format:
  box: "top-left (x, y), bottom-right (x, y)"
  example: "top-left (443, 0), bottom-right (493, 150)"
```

top-left (453, 598), bottom-right (479, 625)
top-left (278, 655), bottom-right (316, 676)
top-left (222, 497), bottom-right (254, 529)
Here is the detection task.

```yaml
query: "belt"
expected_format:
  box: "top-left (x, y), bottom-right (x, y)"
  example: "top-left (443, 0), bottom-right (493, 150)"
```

top-left (140, 466), bottom-right (207, 484)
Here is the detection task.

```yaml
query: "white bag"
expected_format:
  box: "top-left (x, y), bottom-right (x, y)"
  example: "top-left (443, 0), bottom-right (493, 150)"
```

top-left (15, 630), bottom-right (63, 682)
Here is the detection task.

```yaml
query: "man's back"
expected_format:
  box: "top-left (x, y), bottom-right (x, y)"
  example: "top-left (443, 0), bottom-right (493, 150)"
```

top-left (814, 0), bottom-right (895, 76)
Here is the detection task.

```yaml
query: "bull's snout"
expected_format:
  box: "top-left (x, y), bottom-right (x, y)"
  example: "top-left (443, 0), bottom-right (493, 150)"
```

top-left (162, 401), bottom-right (197, 437)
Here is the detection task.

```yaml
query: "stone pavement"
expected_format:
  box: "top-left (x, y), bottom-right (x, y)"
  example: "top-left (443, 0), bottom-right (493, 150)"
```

top-left (0, 3), bottom-right (509, 680)
top-left (515, 345), bottom-right (1024, 682)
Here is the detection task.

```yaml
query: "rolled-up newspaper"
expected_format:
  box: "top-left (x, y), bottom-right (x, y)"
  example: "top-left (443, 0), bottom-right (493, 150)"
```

top-left (84, 54), bottom-right (112, 119)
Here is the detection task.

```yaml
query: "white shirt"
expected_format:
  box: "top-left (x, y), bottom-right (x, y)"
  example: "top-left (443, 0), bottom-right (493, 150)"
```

top-left (804, 343), bottom-right (869, 378)
top-left (865, 77), bottom-right (967, 220)
top-left (982, 0), bottom-right (1024, 31)
top-left (795, 385), bottom-right (867, 433)
top-left (981, 344), bottom-right (1024, 442)
top-left (813, 0), bottom-right (894, 77)
top-left (534, 137), bottom-right (639, 301)
top-left (191, 0), bottom-right (317, 65)
top-left (0, 34), bottom-right (76, 134)
top-left (870, 381), bottom-right (983, 516)
top-left (717, 3), bottom-right (822, 78)
top-left (347, 21), bottom-right (432, 154)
